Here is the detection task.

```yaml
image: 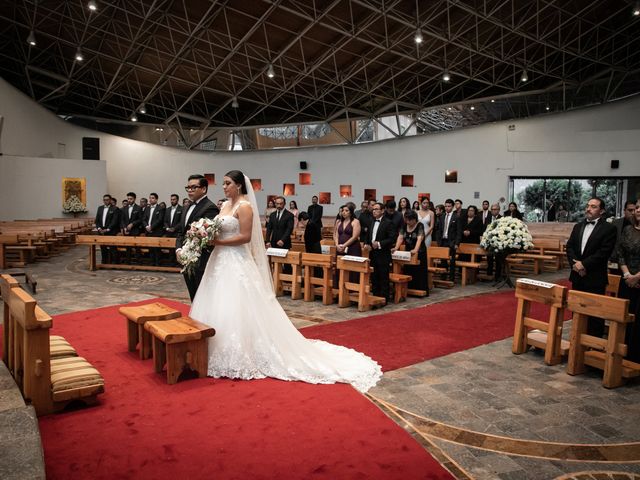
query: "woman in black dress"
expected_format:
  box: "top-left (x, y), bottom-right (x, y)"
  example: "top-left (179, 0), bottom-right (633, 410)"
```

top-left (392, 210), bottom-right (428, 294)
top-left (618, 203), bottom-right (640, 362)
top-left (503, 202), bottom-right (524, 220)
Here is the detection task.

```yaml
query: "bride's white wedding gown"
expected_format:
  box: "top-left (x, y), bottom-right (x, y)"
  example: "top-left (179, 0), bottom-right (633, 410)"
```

top-left (189, 210), bottom-right (382, 393)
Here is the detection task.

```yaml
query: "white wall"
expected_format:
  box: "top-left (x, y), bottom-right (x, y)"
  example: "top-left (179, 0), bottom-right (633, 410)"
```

top-left (1, 75), bottom-right (639, 221)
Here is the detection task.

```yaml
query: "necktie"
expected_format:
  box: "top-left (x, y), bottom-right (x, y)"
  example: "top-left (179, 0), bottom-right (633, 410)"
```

top-left (277, 211), bottom-right (282, 222)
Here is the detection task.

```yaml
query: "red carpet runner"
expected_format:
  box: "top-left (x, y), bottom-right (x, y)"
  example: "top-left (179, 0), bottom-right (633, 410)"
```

top-left (37, 299), bottom-right (457, 480)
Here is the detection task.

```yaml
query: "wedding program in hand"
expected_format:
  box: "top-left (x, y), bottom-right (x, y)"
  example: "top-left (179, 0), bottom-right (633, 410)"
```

top-left (189, 170), bottom-right (382, 393)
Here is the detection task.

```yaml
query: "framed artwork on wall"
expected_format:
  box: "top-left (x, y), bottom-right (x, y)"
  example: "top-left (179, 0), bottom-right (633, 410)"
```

top-left (283, 183), bottom-right (295, 196)
top-left (299, 173), bottom-right (311, 185)
top-left (204, 173), bottom-right (215, 185)
top-left (318, 192), bottom-right (331, 204)
top-left (445, 170), bottom-right (458, 183)
top-left (364, 189), bottom-right (376, 201)
top-left (339, 185), bottom-right (352, 198)
top-left (382, 195), bottom-right (395, 204)
top-left (250, 179), bottom-right (262, 191)
top-left (401, 175), bottom-right (414, 187)
top-left (61, 177), bottom-right (86, 207)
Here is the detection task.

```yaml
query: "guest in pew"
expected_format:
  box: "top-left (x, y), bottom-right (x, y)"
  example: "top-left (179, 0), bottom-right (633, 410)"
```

top-left (217, 198), bottom-right (226, 210)
top-left (144, 193), bottom-right (165, 265)
top-left (334, 204), bottom-right (362, 257)
top-left (486, 203), bottom-right (502, 278)
top-left (618, 201), bottom-right (640, 363)
top-left (417, 197), bottom-right (434, 247)
top-left (503, 202), bottom-right (524, 220)
top-left (610, 201), bottom-right (637, 275)
top-left (266, 196), bottom-right (294, 250)
top-left (298, 211), bottom-right (321, 254)
top-left (480, 200), bottom-right (491, 230)
top-left (182, 198), bottom-right (192, 209)
top-left (307, 195), bottom-right (324, 230)
top-left (355, 201), bottom-right (369, 219)
top-left (139, 197), bottom-right (149, 219)
top-left (437, 199), bottom-right (462, 282)
top-left (384, 200), bottom-right (403, 235)
top-left (412, 200), bottom-right (420, 211)
top-left (392, 210), bottom-right (428, 295)
top-left (164, 194), bottom-right (183, 238)
top-left (398, 197), bottom-right (411, 218)
top-left (289, 200), bottom-right (300, 231)
top-left (358, 201), bottom-right (374, 243)
top-left (566, 197), bottom-right (617, 338)
top-left (454, 199), bottom-right (466, 219)
top-left (119, 199), bottom-right (128, 234)
top-left (122, 192), bottom-right (144, 263)
top-left (95, 194), bottom-right (120, 263)
top-left (460, 205), bottom-right (484, 245)
top-left (264, 199), bottom-right (276, 229)
top-left (364, 202), bottom-right (396, 305)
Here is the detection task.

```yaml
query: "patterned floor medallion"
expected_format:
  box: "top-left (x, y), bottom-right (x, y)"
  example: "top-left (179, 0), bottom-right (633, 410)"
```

top-left (107, 275), bottom-right (165, 286)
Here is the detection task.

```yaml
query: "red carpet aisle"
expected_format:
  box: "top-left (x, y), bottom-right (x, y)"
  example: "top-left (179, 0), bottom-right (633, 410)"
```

top-left (37, 299), bottom-right (453, 480)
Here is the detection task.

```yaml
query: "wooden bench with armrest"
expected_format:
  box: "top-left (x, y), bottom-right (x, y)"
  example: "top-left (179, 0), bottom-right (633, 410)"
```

top-left (426, 246), bottom-right (454, 289)
top-left (301, 252), bottom-right (337, 305)
top-left (5, 283), bottom-right (103, 415)
top-left (268, 250), bottom-right (303, 300)
top-left (456, 243), bottom-right (487, 286)
top-left (336, 256), bottom-right (386, 312)
top-left (528, 237), bottom-right (563, 271)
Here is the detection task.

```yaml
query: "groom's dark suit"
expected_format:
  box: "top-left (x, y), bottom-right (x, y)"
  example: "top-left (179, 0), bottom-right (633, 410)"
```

top-left (176, 196), bottom-right (219, 301)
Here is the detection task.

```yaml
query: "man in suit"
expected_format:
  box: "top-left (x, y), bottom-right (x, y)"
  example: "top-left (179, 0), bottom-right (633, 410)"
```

top-left (164, 194), bottom-right (183, 237)
top-left (485, 203), bottom-right (502, 277)
top-left (139, 197), bottom-right (149, 219)
top-left (144, 193), bottom-right (165, 265)
top-left (176, 174), bottom-right (220, 301)
top-left (384, 200), bottom-right (403, 235)
top-left (95, 194), bottom-right (120, 263)
top-left (566, 197), bottom-right (617, 337)
top-left (438, 198), bottom-right (462, 282)
top-left (307, 195), bottom-right (323, 230)
top-left (121, 192), bottom-right (144, 263)
top-left (266, 196), bottom-right (295, 250)
top-left (610, 201), bottom-right (636, 275)
top-left (480, 200), bottom-right (491, 230)
top-left (364, 202), bottom-right (396, 305)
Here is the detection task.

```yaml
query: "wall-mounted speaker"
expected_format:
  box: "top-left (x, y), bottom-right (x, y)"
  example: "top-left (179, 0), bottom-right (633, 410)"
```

top-left (611, 159), bottom-right (619, 169)
top-left (300, 161), bottom-right (308, 170)
top-left (82, 137), bottom-right (100, 160)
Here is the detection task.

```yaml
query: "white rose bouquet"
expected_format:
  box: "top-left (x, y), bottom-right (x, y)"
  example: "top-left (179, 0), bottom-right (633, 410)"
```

top-left (177, 217), bottom-right (222, 275)
top-left (480, 217), bottom-right (534, 254)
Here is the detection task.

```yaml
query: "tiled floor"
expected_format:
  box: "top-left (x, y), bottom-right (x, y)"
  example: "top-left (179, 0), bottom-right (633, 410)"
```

top-left (2, 247), bottom-right (640, 480)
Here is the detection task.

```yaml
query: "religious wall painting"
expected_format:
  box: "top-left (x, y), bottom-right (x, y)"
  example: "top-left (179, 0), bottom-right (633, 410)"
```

top-left (318, 192), bottom-right (331, 204)
top-left (299, 173), bottom-right (311, 185)
top-left (250, 179), bottom-right (262, 191)
top-left (364, 189), bottom-right (377, 201)
top-left (204, 173), bottom-right (215, 186)
top-left (401, 175), bottom-right (414, 187)
top-left (61, 177), bottom-right (86, 207)
top-left (339, 185), bottom-right (352, 198)
top-left (283, 183), bottom-right (295, 196)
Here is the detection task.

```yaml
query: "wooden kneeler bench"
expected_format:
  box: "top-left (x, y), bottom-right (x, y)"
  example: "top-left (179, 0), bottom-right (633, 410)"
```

top-left (336, 257), bottom-right (385, 312)
top-left (389, 273), bottom-right (411, 303)
top-left (145, 317), bottom-right (216, 384)
top-left (512, 280), bottom-right (568, 365)
top-left (118, 303), bottom-right (182, 359)
top-left (301, 252), bottom-right (337, 305)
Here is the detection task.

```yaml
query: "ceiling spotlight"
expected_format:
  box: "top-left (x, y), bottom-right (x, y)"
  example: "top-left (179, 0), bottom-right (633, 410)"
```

top-left (490, 99), bottom-right (495, 103)
top-left (634, 2), bottom-right (640, 15)
top-left (231, 96), bottom-right (239, 108)
top-left (520, 69), bottom-right (528, 82)
top-left (545, 105), bottom-right (550, 111)
top-left (267, 63), bottom-right (275, 78)
top-left (442, 70), bottom-right (450, 82)
top-left (154, 127), bottom-right (163, 132)
top-left (414, 29), bottom-right (423, 44)
top-left (447, 107), bottom-right (452, 111)
top-left (130, 114), bottom-right (138, 122)
top-left (88, 0), bottom-right (97, 11)
top-left (27, 30), bottom-right (36, 46)
top-left (75, 47), bottom-right (84, 62)
top-left (470, 105), bottom-right (475, 111)
top-left (139, 103), bottom-right (146, 114)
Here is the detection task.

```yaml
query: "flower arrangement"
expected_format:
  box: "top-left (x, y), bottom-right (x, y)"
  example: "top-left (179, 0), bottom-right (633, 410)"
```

top-left (62, 195), bottom-right (88, 214)
top-left (177, 217), bottom-right (222, 275)
top-left (480, 217), bottom-right (534, 254)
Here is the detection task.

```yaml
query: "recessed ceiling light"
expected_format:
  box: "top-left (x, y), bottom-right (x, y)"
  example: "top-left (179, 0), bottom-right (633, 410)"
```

top-left (27, 30), bottom-right (36, 46)
top-left (414, 29), bottom-right (423, 44)
top-left (88, 1), bottom-right (97, 11)
top-left (75, 47), bottom-right (84, 61)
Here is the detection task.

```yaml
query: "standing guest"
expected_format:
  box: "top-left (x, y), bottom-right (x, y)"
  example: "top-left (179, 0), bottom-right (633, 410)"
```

top-left (358, 201), bottom-right (373, 243)
top-left (307, 195), bottom-right (324, 230)
top-left (110, 197), bottom-right (118, 208)
top-left (364, 202), bottom-right (395, 305)
top-left (95, 194), bottom-right (119, 263)
top-left (486, 203), bottom-right (503, 278)
top-left (556, 204), bottom-right (569, 222)
top-left (264, 199), bottom-right (276, 228)
top-left (176, 174), bottom-right (220, 301)
top-left (611, 201), bottom-right (637, 274)
top-left (417, 197), bottom-right (434, 247)
top-left (454, 199), bottom-right (465, 218)
top-left (384, 200), bottom-right (403, 234)
top-left (164, 194), bottom-right (183, 237)
top-left (120, 199), bottom-right (129, 234)
top-left (433, 204), bottom-right (444, 244)
top-left (217, 198), bottom-right (226, 210)
top-left (393, 210), bottom-right (428, 295)
top-left (109, 197), bottom-right (122, 238)
top-left (566, 197), bottom-right (617, 337)
top-left (159, 201), bottom-right (167, 209)
top-left (139, 197), bottom-right (149, 219)
top-left (333, 204), bottom-right (362, 257)
top-left (182, 198), bottom-right (192, 209)
top-left (144, 192), bottom-right (165, 265)
top-left (437, 199), bottom-right (461, 282)
top-left (122, 192), bottom-right (143, 236)
top-left (398, 197), bottom-right (411, 218)
top-left (355, 201), bottom-right (369, 219)
top-left (289, 200), bottom-right (300, 231)
top-left (547, 200), bottom-right (556, 222)
top-left (460, 205), bottom-right (484, 244)
top-left (266, 196), bottom-right (294, 250)
top-left (412, 200), bottom-right (420, 211)
top-left (503, 202), bottom-right (524, 220)
top-left (618, 201), bottom-right (640, 362)
top-left (480, 200), bottom-right (491, 230)
top-left (298, 211), bottom-right (321, 254)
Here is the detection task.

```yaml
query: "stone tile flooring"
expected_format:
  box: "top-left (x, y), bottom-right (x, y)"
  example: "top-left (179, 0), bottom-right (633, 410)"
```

top-left (2, 246), bottom-right (640, 480)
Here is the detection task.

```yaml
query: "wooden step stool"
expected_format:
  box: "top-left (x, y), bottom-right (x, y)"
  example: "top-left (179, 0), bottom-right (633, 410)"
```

top-left (144, 317), bottom-right (216, 384)
top-left (119, 303), bottom-right (181, 359)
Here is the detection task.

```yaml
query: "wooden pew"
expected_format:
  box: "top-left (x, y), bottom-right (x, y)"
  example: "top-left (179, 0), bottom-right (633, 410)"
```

top-left (427, 246), bottom-right (454, 289)
top-left (268, 250), bottom-right (303, 300)
top-left (301, 253), bottom-right (337, 305)
top-left (1, 274), bottom-right (20, 373)
top-left (77, 235), bottom-right (180, 273)
top-left (566, 290), bottom-right (640, 388)
top-left (456, 243), bottom-right (487, 286)
top-left (6, 285), bottom-right (104, 415)
top-left (392, 251), bottom-right (427, 298)
top-left (512, 280), bottom-right (568, 365)
top-left (529, 237), bottom-right (563, 271)
top-left (605, 273), bottom-right (621, 298)
top-left (336, 256), bottom-right (385, 312)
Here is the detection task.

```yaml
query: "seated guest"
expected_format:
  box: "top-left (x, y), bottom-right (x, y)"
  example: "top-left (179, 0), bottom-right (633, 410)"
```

top-left (384, 200), bottom-right (403, 235)
top-left (298, 211), bottom-right (321, 254)
top-left (460, 205), bottom-right (484, 244)
top-left (164, 194), bottom-right (183, 237)
top-left (618, 201), bottom-right (640, 363)
top-left (393, 210), bottom-right (428, 294)
top-left (503, 202), bottom-right (524, 220)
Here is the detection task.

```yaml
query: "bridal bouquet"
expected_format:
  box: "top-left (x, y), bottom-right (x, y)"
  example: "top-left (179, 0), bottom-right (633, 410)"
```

top-left (177, 217), bottom-right (222, 275)
top-left (480, 217), bottom-right (533, 254)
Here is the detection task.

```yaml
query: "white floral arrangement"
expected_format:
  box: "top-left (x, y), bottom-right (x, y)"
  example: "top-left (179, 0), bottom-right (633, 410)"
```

top-left (177, 217), bottom-right (222, 275)
top-left (62, 195), bottom-right (88, 213)
top-left (480, 217), bottom-right (534, 253)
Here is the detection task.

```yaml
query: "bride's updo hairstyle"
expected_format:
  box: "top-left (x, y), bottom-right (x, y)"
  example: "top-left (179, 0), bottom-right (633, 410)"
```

top-left (225, 170), bottom-right (247, 194)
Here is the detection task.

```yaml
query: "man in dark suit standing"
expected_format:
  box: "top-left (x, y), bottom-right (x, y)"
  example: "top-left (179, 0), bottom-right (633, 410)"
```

top-left (95, 194), bottom-right (120, 263)
top-left (307, 195), bottom-right (323, 230)
top-left (122, 192), bottom-right (144, 236)
top-left (438, 198), bottom-right (462, 282)
top-left (566, 197), bottom-right (617, 337)
top-left (176, 174), bottom-right (220, 301)
top-left (164, 194), bottom-right (183, 237)
top-left (364, 202), bottom-right (396, 305)
top-left (144, 193), bottom-right (165, 265)
top-left (266, 196), bottom-right (295, 250)
top-left (480, 200), bottom-right (491, 231)
top-left (610, 201), bottom-right (636, 275)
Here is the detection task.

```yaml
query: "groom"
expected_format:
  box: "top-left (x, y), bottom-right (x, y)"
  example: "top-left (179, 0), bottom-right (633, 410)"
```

top-left (176, 174), bottom-right (220, 301)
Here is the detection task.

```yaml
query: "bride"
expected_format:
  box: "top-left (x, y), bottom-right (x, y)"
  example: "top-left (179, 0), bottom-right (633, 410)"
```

top-left (189, 170), bottom-right (382, 393)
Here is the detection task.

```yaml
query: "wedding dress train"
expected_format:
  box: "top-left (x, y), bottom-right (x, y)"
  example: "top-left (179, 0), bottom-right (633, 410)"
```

top-left (189, 208), bottom-right (382, 393)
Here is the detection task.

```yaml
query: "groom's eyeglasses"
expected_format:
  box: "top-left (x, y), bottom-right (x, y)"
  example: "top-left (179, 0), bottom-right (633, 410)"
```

top-left (184, 185), bottom-right (203, 191)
